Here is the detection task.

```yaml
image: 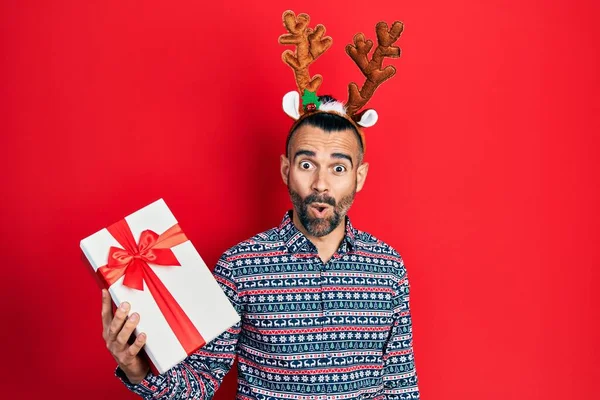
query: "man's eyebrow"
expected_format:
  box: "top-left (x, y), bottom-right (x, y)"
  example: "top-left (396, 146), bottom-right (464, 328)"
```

top-left (293, 149), bottom-right (316, 161)
top-left (331, 152), bottom-right (354, 167)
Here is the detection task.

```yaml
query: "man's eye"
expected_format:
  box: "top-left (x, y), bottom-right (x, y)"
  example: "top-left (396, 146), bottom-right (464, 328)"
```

top-left (300, 162), bottom-right (312, 169)
top-left (334, 165), bottom-right (347, 173)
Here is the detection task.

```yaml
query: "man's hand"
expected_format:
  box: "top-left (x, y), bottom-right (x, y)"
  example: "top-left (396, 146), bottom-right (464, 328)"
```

top-left (101, 289), bottom-right (150, 384)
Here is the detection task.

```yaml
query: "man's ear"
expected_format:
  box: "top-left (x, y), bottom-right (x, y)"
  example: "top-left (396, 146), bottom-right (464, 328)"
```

top-left (280, 154), bottom-right (290, 186)
top-left (356, 162), bottom-right (369, 192)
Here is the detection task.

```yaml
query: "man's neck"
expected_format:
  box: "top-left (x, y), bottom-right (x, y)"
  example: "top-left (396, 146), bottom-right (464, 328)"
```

top-left (291, 210), bottom-right (346, 263)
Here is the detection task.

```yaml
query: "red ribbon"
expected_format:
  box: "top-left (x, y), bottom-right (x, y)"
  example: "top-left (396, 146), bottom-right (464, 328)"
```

top-left (97, 219), bottom-right (205, 356)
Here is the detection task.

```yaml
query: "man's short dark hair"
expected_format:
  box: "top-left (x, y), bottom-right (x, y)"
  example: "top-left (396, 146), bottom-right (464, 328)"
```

top-left (285, 96), bottom-right (365, 164)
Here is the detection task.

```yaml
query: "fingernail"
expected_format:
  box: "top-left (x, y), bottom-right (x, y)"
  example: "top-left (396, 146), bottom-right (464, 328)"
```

top-left (102, 290), bottom-right (107, 298)
top-left (139, 333), bottom-right (146, 340)
top-left (129, 313), bottom-right (138, 321)
top-left (120, 302), bottom-right (130, 311)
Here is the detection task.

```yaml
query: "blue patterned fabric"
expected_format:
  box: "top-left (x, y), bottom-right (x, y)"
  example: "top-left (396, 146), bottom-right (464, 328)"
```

top-left (117, 211), bottom-right (419, 399)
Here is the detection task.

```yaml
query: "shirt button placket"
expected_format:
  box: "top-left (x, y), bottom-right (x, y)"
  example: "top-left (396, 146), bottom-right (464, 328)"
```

top-left (312, 255), bottom-right (327, 363)
top-left (321, 257), bottom-right (335, 371)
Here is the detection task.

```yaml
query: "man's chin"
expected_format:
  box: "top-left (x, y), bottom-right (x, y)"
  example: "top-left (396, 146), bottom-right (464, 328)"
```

top-left (305, 218), bottom-right (335, 237)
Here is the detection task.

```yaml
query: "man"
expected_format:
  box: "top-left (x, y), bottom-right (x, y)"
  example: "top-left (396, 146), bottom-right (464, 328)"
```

top-left (101, 11), bottom-right (419, 399)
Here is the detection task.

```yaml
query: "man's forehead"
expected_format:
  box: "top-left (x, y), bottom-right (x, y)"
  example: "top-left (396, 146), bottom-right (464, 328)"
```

top-left (290, 126), bottom-right (360, 153)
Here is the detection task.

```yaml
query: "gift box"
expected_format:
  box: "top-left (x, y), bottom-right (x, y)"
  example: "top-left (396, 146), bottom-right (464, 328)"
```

top-left (80, 198), bottom-right (240, 375)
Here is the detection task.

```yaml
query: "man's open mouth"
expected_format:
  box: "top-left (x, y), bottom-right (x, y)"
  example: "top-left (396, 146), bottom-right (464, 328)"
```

top-left (310, 203), bottom-right (330, 216)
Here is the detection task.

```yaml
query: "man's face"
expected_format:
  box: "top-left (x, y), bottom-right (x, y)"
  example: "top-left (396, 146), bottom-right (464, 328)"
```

top-left (280, 124), bottom-right (369, 237)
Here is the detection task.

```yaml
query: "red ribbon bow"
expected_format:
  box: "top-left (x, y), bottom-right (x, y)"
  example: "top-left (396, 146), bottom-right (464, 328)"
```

top-left (97, 219), bottom-right (205, 358)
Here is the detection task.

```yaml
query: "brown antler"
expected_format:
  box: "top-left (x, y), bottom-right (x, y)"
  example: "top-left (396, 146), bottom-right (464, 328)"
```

top-left (279, 10), bottom-right (332, 96)
top-left (345, 21), bottom-right (403, 116)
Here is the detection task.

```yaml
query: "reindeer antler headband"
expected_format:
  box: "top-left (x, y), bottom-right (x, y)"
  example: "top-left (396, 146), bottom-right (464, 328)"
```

top-left (279, 10), bottom-right (403, 135)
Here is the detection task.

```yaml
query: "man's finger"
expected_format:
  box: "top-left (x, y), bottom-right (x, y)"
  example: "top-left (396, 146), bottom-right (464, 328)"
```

top-left (116, 312), bottom-right (140, 346)
top-left (127, 333), bottom-right (147, 358)
top-left (107, 302), bottom-right (130, 342)
top-left (101, 290), bottom-right (113, 336)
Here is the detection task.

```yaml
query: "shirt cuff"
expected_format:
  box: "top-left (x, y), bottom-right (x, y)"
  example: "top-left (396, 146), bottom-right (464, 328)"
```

top-left (114, 366), bottom-right (158, 398)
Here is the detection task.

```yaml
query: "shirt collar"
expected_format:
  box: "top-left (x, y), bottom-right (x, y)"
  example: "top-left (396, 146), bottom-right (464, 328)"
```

top-left (277, 210), bottom-right (357, 255)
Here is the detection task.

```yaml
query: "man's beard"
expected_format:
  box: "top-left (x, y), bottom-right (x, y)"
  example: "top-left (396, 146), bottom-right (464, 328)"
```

top-left (288, 184), bottom-right (356, 237)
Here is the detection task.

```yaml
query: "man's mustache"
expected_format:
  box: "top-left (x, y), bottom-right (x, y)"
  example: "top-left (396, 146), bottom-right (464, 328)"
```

top-left (303, 193), bottom-right (336, 207)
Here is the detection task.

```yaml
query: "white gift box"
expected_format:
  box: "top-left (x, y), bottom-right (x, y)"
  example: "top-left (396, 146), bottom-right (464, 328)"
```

top-left (80, 198), bottom-right (240, 375)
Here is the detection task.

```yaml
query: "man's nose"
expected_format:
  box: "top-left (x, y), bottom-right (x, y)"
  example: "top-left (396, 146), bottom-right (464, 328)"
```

top-left (311, 168), bottom-right (329, 192)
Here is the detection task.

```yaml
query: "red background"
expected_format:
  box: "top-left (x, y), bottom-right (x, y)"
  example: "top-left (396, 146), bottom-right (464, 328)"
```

top-left (1, 1), bottom-right (598, 399)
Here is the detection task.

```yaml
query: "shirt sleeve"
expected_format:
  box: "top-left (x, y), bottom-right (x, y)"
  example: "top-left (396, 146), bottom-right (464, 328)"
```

top-left (115, 253), bottom-right (242, 399)
top-left (381, 257), bottom-right (420, 399)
